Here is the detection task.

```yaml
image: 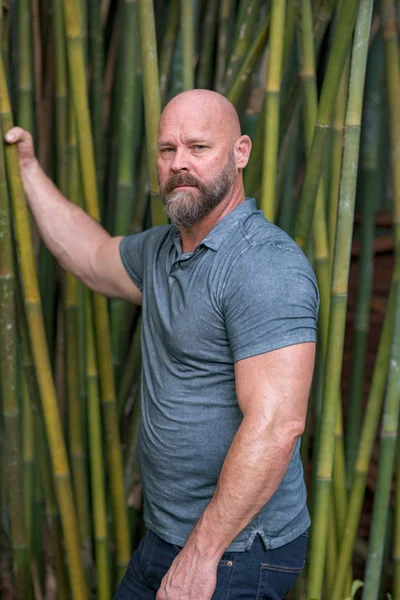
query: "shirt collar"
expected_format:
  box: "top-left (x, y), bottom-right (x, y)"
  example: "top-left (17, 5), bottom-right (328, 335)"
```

top-left (201, 198), bottom-right (257, 251)
top-left (170, 198), bottom-right (258, 254)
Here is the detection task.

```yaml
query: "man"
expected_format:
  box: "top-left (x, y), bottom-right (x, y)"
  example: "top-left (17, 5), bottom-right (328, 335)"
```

top-left (6, 89), bottom-right (318, 599)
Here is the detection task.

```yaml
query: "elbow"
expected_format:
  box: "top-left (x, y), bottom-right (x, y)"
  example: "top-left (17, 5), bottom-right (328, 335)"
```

top-left (271, 419), bottom-right (305, 454)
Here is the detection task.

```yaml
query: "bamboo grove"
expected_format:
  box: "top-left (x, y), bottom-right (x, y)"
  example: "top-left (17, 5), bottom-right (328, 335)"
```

top-left (0, 0), bottom-right (398, 598)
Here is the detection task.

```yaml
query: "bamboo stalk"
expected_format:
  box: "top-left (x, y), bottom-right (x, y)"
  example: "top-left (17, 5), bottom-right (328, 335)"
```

top-left (362, 258), bottom-right (400, 598)
top-left (89, 0), bottom-right (104, 203)
top-left (0, 98), bottom-right (29, 599)
top-left (18, 0), bottom-right (34, 133)
top-left (180, 0), bottom-right (194, 90)
top-left (65, 268), bottom-right (92, 558)
top-left (86, 296), bottom-right (111, 600)
top-left (0, 55), bottom-right (87, 598)
top-left (260, 0), bottom-right (286, 222)
top-left (160, 0), bottom-right (179, 106)
top-left (196, 0), bottom-right (218, 90)
top-left (307, 2), bottom-right (373, 597)
top-left (214, 0), bottom-right (234, 93)
top-left (223, 0), bottom-right (262, 93)
top-left (327, 59), bottom-right (349, 268)
top-left (381, 0), bottom-right (400, 243)
top-left (137, 0), bottom-right (164, 226)
top-left (226, 13), bottom-right (269, 107)
top-left (346, 38), bottom-right (382, 485)
top-left (330, 259), bottom-right (399, 599)
top-left (63, 0), bottom-right (131, 576)
top-left (294, 0), bottom-right (361, 252)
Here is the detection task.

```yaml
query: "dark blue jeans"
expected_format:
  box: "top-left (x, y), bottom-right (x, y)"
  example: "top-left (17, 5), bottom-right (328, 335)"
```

top-left (113, 529), bottom-right (307, 599)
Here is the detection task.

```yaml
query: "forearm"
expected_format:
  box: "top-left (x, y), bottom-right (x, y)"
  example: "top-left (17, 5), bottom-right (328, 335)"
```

top-left (21, 159), bottom-right (110, 281)
top-left (187, 417), bottom-right (298, 560)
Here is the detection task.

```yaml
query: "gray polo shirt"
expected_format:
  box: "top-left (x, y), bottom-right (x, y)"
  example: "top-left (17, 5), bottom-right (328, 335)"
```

top-left (119, 198), bottom-right (319, 551)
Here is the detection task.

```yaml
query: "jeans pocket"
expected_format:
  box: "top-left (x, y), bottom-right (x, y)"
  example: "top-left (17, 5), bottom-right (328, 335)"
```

top-left (256, 534), bottom-right (307, 599)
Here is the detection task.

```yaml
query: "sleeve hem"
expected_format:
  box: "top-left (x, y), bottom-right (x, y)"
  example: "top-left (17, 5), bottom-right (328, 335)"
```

top-left (233, 333), bottom-right (317, 363)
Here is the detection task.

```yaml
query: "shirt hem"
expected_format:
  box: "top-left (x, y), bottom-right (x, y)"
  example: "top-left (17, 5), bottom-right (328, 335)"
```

top-left (144, 512), bottom-right (311, 553)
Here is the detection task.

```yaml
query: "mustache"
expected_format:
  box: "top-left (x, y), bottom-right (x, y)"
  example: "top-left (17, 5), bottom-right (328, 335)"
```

top-left (161, 173), bottom-right (202, 196)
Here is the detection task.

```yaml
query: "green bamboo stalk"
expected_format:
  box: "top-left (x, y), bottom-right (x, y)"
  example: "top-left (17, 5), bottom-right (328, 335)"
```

top-left (18, 0), bottom-right (34, 133)
top-left (362, 258), bottom-right (400, 598)
top-left (330, 258), bottom-right (400, 600)
top-left (65, 269), bottom-right (92, 557)
top-left (223, 0), bottom-right (262, 93)
top-left (260, 0), bottom-right (286, 222)
top-left (0, 56), bottom-right (87, 598)
top-left (160, 0), bottom-right (179, 106)
top-left (298, 0), bottom-right (330, 353)
top-left (86, 296), bottom-right (111, 600)
top-left (307, 2), bottom-right (373, 597)
top-left (52, 0), bottom-right (69, 196)
top-left (395, 440), bottom-right (400, 595)
top-left (226, 13), bottom-right (269, 107)
top-left (345, 39), bottom-right (382, 485)
top-left (327, 60), bottom-right (349, 267)
top-left (196, 0), bottom-right (218, 90)
top-left (137, 0), bottom-right (164, 226)
top-left (89, 0), bottom-right (104, 202)
top-left (282, 0), bottom-right (300, 65)
top-left (214, 0), bottom-right (234, 92)
top-left (277, 118), bottom-right (299, 236)
top-left (294, 0), bottom-right (361, 252)
top-left (110, 0), bottom-right (140, 385)
top-left (180, 0), bottom-right (194, 90)
top-left (36, 414), bottom-right (69, 600)
top-left (21, 370), bottom-right (33, 557)
top-left (0, 101), bottom-right (29, 598)
top-left (63, 0), bottom-right (131, 576)
top-left (325, 505), bottom-right (337, 592)
top-left (381, 0), bottom-right (400, 243)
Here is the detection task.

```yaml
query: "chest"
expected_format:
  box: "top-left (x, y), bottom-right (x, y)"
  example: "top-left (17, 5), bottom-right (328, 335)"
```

top-left (142, 247), bottom-right (232, 363)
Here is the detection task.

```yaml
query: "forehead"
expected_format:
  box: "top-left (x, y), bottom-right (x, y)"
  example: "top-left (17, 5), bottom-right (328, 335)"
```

top-left (158, 102), bottom-right (224, 143)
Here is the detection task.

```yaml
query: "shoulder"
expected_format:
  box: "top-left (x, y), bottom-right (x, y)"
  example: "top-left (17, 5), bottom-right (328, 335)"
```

top-left (226, 214), bottom-right (317, 290)
top-left (121, 224), bottom-right (173, 249)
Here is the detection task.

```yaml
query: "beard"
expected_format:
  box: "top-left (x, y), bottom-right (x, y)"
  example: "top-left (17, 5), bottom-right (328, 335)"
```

top-left (159, 150), bottom-right (237, 229)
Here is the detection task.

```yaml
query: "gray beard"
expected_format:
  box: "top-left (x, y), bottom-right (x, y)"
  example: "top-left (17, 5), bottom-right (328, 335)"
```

top-left (160, 151), bottom-right (237, 229)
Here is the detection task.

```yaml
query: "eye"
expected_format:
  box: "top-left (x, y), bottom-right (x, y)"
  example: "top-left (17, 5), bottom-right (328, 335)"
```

top-left (160, 147), bottom-right (174, 154)
top-left (192, 145), bottom-right (207, 151)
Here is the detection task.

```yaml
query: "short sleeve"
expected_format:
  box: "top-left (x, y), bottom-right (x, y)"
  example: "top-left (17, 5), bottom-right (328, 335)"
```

top-left (222, 241), bottom-right (319, 363)
top-left (119, 229), bottom-right (154, 291)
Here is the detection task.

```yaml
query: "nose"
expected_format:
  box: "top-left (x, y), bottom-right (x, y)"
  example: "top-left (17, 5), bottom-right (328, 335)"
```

top-left (170, 148), bottom-right (190, 174)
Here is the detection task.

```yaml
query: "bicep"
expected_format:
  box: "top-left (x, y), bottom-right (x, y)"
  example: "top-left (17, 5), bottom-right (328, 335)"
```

top-left (91, 236), bottom-right (143, 304)
top-left (234, 343), bottom-right (316, 428)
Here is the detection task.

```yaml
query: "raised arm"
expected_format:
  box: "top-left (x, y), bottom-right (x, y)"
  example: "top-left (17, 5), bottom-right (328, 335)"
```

top-left (5, 127), bottom-right (142, 304)
top-left (157, 342), bottom-right (315, 600)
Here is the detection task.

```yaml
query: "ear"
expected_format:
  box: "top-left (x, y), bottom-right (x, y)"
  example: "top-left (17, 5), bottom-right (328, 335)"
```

top-left (234, 135), bottom-right (252, 169)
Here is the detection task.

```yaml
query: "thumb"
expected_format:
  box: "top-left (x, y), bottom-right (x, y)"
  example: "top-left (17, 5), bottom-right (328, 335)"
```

top-left (156, 590), bottom-right (168, 600)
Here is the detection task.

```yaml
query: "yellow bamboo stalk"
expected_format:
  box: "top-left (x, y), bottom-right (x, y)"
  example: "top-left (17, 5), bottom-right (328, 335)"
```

top-left (0, 56), bottom-right (87, 599)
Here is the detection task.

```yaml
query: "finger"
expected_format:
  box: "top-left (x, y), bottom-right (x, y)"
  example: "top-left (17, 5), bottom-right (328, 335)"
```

top-left (156, 590), bottom-right (167, 600)
top-left (4, 126), bottom-right (29, 144)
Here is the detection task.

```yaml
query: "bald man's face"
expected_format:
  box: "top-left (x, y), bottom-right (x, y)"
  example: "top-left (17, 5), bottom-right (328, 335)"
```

top-left (157, 96), bottom-right (240, 227)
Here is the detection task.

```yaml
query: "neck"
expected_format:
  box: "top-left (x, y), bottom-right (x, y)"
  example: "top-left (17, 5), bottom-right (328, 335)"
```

top-left (179, 181), bottom-right (246, 253)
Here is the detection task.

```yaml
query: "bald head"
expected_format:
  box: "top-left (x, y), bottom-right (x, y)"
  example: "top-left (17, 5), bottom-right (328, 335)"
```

top-left (159, 89), bottom-right (241, 142)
